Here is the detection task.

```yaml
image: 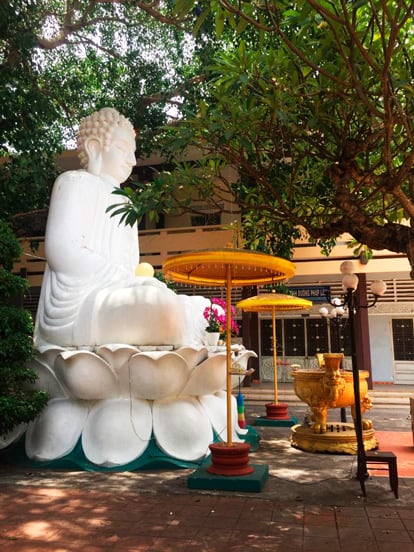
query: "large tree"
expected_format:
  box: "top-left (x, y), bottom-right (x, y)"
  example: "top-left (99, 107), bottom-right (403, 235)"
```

top-left (0, 0), bottom-right (205, 219)
top-left (3, 1), bottom-right (414, 277)
top-left (113, 1), bottom-right (414, 274)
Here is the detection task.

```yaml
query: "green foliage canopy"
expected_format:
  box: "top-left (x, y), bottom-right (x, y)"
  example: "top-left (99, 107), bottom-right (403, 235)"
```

top-left (111, 0), bottom-right (414, 271)
top-left (177, 1), bottom-right (414, 267)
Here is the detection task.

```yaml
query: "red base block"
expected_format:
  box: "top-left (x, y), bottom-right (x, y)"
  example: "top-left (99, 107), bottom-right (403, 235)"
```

top-left (207, 442), bottom-right (254, 476)
top-left (265, 402), bottom-right (290, 420)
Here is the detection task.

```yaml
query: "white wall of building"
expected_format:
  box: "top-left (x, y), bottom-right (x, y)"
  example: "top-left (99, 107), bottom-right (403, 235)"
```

top-left (369, 316), bottom-right (394, 383)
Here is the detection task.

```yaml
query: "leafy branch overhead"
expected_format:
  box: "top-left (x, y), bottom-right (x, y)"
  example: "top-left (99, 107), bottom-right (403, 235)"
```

top-left (160, 1), bottom-right (414, 274)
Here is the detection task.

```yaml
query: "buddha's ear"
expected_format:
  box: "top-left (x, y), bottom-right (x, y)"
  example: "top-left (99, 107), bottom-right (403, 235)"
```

top-left (84, 137), bottom-right (102, 175)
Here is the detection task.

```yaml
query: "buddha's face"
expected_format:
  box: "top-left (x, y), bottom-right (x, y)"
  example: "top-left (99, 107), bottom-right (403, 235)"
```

top-left (100, 126), bottom-right (136, 184)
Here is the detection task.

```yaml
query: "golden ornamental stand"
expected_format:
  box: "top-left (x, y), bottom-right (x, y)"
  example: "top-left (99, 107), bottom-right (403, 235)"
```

top-left (237, 293), bottom-right (312, 425)
top-left (163, 249), bottom-right (294, 485)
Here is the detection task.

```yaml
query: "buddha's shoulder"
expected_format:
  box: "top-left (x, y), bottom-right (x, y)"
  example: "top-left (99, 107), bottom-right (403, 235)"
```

top-left (55, 170), bottom-right (102, 188)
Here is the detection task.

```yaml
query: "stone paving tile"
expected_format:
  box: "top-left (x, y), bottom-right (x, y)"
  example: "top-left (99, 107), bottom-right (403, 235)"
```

top-left (378, 544), bottom-right (414, 552)
top-left (303, 536), bottom-right (341, 551)
top-left (373, 528), bottom-right (414, 542)
top-left (2, 480), bottom-right (414, 551)
top-left (304, 524), bottom-right (339, 539)
top-left (1, 400), bottom-right (414, 551)
top-left (267, 521), bottom-right (303, 537)
top-left (338, 525), bottom-right (375, 541)
top-left (403, 519), bottom-right (414, 530)
top-left (338, 542), bottom-right (380, 552)
top-left (369, 516), bottom-right (406, 530)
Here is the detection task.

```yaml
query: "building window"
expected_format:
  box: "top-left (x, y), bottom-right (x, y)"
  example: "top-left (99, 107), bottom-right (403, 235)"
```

top-left (392, 318), bottom-right (414, 361)
top-left (328, 318), bottom-right (352, 356)
top-left (191, 213), bottom-right (221, 226)
top-left (284, 319), bottom-right (306, 356)
top-left (260, 319), bottom-right (283, 356)
top-left (260, 316), bottom-right (351, 358)
top-left (307, 318), bottom-right (329, 355)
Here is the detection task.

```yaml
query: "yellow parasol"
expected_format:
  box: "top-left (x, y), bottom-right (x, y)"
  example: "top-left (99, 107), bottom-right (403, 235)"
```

top-left (163, 249), bottom-right (295, 445)
top-left (236, 293), bottom-right (312, 406)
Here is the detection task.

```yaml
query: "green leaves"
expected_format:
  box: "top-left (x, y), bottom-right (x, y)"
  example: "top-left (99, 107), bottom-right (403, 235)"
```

top-left (1, 0), bottom-right (209, 219)
top-left (0, 219), bottom-right (48, 436)
top-left (152, 1), bottom-right (414, 264)
top-left (106, 171), bottom-right (180, 227)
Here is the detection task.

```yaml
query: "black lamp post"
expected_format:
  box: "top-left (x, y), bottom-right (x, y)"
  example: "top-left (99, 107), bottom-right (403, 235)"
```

top-left (319, 300), bottom-right (347, 422)
top-left (327, 261), bottom-right (387, 496)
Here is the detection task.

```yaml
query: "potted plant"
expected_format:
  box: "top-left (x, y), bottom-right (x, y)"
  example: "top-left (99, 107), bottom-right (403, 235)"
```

top-left (203, 297), bottom-right (239, 345)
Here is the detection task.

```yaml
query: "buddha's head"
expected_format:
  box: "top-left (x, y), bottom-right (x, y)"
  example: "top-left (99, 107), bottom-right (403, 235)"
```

top-left (77, 107), bottom-right (136, 183)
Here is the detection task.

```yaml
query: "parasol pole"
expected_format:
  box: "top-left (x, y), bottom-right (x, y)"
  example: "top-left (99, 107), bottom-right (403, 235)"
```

top-left (272, 306), bottom-right (278, 404)
top-left (226, 264), bottom-right (233, 445)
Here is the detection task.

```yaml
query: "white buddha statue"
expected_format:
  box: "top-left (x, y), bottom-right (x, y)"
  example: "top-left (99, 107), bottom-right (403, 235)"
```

top-left (34, 107), bottom-right (207, 349)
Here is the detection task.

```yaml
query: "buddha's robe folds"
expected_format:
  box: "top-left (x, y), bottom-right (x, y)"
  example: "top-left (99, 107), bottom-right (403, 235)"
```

top-left (34, 170), bottom-right (207, 349)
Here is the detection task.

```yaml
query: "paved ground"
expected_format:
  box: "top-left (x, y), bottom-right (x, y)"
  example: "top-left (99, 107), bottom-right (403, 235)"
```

top-left (0, 396), bottom-right (413, 551)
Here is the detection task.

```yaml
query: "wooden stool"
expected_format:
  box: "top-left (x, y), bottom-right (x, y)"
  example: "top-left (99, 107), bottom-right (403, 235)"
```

top-left (365, 451), bottom-right (398, 498)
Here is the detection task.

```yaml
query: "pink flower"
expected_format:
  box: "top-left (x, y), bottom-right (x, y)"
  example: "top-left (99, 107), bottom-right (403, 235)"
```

top-left (203, 298), bottom-right (239, 336)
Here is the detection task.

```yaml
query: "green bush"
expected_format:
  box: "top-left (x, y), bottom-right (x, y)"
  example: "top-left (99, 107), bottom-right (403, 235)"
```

top-left (0, 220), bottom-right (48, 436)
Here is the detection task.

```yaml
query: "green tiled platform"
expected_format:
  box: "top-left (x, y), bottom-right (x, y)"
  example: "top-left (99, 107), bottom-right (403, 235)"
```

top-left (254, 416), bottom-right (298, 427)
top-left (187, 464), bottom-right (269, 492)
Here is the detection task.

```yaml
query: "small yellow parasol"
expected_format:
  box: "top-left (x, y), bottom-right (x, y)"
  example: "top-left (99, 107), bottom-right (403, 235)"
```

top-left (163, 249), bottom-right (295, 445)
top-left (236, 293), bottom-right (312, 407)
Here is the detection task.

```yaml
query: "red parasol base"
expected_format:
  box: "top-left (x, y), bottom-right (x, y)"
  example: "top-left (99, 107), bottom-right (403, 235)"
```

top-left (207, 442), bottom-right (254, 476)
top-left (264, 402), bottom-right (291, 420)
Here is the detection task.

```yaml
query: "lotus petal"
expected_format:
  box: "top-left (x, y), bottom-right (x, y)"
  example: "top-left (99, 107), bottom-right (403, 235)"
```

top-left (230, 350), bottom-right (258, 389)
top-left (54, 350), bottom-right (120, 399)
top-left (0, 424), bottom-right (26, 450)
top-left (120, 352), bottom-right (189, 399)
top-left (35, 345), bottom-right (65, 366)
top-left (181, 353), bottom-right (227, 396)
top-left (175, 347), bottom-right (208, 372)
top-left (199, 391), bottom-right (244, 442)
top-left (96, 344), bottom-right (139, 374)
top-left (232, 350), bottom-right (258, 370)
top-left (28, 357), bottom-right (67, 398)
top-left (153, 397), bottom-right (213, 461)
top-left (82, 398), bottom-right (152, 467)
top-left (26, 398), bottom-right (88, 461)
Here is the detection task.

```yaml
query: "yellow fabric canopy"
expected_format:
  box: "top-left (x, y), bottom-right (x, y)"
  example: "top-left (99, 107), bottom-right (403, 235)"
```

top-left (237, 293), bottom-right (312, 405)
top-left (163, 249), bottom-right (296, 445)
top-left (237, 293), bottom-right (312, 312)
top-left (163, 249), bottom-right (295, 287)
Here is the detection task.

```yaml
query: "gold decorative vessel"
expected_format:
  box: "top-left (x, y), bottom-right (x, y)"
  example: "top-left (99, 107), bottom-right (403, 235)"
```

top-left (290, 353), bottom-right (378, 454)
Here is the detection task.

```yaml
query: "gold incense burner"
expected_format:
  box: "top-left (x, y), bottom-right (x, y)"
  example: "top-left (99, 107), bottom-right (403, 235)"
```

top-left (290, 353), bottom-right (377, 454)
